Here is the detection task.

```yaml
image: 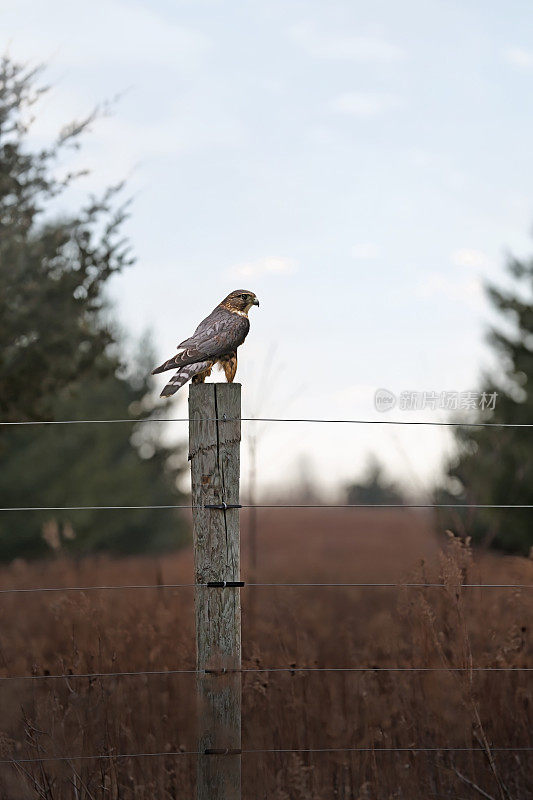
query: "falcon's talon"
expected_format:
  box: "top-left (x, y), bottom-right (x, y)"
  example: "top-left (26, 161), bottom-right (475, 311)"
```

top-left (151, 290), bottom-right (259, 396)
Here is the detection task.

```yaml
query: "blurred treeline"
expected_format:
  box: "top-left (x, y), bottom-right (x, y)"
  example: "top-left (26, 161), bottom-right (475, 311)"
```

top-left (1, 57), bottom-right (532, 561)
top-left (437, 255), bottom-right (533, 556)
top-left (346, 458), bottom-right (404, 507)
top-left (346, 257), bottom-right (533, 557)
top-left (0, 58), bottom-right (188, 561)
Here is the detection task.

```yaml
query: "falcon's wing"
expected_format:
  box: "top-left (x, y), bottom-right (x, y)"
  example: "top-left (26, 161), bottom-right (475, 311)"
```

top-left (152, 308), bottom-right (249, 375)
top-left (178, 309), bottom-right (230, 350)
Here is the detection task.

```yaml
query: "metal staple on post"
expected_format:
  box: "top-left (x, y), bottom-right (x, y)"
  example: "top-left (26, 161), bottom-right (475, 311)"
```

top-left (189, 383), bottom-right (242, 800)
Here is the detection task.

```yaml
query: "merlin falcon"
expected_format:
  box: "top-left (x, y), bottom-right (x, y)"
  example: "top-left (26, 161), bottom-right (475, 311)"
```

top-left (152, 289), bottom-right (260, 397)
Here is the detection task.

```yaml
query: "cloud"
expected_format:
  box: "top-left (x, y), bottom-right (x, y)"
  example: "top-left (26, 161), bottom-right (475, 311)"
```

top-left (415, 271), bottom-right (484, 309)
top-left (451, 249), bottom-right (491, 269)
top-left (351, 243), bottom-right (381, 259)
top-left (330, 92), bottom-right (401, 118)
top-left (23, 83), bottom-right (245, 191)
top-left (325, 383), bottom-right (380, 406)
top-left (1, 0), bottom-right (210, 71)
top-left (287, 21), bottom-right (404, 62)
top-left (230, 257), bottom-right (297, 279)
top-left (504, 46), bottom-right (533, 68)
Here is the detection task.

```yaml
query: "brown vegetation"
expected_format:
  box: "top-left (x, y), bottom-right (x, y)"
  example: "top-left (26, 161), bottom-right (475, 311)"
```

top-left (0, 509), bottom-right (531, 799)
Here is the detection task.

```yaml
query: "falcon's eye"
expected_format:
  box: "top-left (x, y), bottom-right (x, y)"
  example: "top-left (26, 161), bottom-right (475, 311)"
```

top-left (240, 293), bottom-right (248, 299)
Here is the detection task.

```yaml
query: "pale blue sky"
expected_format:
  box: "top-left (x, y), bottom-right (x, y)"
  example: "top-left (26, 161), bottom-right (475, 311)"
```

top-left (3, 0), bottom-right (533, 495)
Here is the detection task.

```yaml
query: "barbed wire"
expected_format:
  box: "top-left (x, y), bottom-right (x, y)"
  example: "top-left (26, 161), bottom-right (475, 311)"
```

top-left (0, 581), bottom-right (530, 595)
top-left (1, 745), bottom-right (531, 765)
top-left (1, 665), bottom-right (530, 682)
top-left (1, 503), bottom-right (532, 512)
top-left (1, 416), bottom-right (533, 427)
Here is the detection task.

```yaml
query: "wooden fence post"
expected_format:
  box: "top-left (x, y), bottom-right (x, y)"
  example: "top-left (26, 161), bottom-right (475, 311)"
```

top-left (189, 383), bottom-right (242, 800)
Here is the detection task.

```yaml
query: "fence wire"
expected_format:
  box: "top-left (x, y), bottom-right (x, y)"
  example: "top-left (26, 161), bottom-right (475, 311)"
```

top-left (1, 745), bottom-right (531, 766)
top-left (1, 666), bottom-right (530, 682)
top-left (1, 409), bottom-right (531, 779)
top-left (1, 503), bottom-right (532, 512)
top-left (0, 582), bottom-right (531, 595)
top-left (2, 417), bottom-right (533, 427)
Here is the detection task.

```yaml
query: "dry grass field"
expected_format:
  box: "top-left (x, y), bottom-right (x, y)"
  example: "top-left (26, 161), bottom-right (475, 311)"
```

top-left (0, 509), bottom-right (531, 799)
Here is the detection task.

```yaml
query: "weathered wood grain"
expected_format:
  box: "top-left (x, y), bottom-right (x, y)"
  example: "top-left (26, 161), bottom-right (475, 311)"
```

top-left (189, 382), bottom-right (241, 800)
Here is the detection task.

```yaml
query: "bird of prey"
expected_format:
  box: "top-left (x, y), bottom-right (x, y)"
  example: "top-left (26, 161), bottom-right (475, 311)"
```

top-left (152, 289), bottom-right (260, 397)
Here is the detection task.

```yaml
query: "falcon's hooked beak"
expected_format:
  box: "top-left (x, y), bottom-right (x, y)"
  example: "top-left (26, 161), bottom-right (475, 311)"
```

top-left (252, 297), bottom-right (260, 306)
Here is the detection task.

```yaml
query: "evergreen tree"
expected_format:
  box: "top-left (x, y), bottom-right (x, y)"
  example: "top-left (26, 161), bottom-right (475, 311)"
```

top-left (0, 342), bottom-right (188, 560)
top-left (0, 57), bottom-right (131, 421)
top-left (0, 58), bottom-right (188, 559)
top-left (440, 254), bottom-right (533, 555)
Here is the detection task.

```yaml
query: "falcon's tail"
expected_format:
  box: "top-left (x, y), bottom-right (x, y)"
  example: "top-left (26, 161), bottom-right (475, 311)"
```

top-left (152, 354), bottom-right (183, 375)
top-left (159, 361), bottom-right (212, 398)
